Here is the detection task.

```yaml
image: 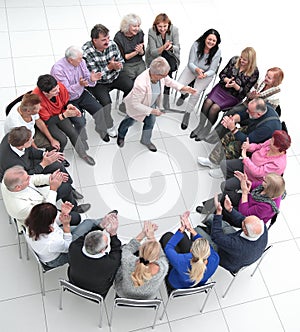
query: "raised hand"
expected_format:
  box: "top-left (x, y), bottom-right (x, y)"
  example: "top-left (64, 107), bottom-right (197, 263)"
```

top-left (61, 201), bottom-right (74, 215)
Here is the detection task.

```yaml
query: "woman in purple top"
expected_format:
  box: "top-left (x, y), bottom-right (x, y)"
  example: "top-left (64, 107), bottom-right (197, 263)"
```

top-left (160, 211), bottom-right (219, 292)
top-left (224, 172), bottom-right (285, 224)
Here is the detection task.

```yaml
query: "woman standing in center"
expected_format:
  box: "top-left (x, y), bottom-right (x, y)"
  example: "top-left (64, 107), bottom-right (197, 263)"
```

top-left (177, 29), bottom-right (221, 130)
top-left (145, 13), bottom-right (180, 109)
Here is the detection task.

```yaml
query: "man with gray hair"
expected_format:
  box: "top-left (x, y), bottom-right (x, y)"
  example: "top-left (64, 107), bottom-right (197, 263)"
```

top-left (117, 56), bottom-right (196, 152)
top-left (68, 211), bottom-right (121, 297)
top-left (195, 195), bottom-right (268, 273)
top-left (50, 46), bottom-right (110, 142)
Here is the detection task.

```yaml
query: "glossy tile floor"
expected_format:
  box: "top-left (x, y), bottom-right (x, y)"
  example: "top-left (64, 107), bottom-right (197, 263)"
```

top-left (0, 0), bottom-right (299, 331)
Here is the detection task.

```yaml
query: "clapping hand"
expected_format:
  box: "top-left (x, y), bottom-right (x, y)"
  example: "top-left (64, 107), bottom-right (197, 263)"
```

top-left (224, 195), bottom-right (233, 212)
top-left (105, 214), bottom-right (119, 236)
top-left (61, 201), bottom-right (74, 215)
top-left (214, 193), bottom-right (222, 215)
top-left (143, 221), bottom-right (158, 240)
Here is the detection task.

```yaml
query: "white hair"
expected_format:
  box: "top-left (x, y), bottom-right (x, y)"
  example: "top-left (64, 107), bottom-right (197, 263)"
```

top-left (65, 45), bottom-right (83, 59)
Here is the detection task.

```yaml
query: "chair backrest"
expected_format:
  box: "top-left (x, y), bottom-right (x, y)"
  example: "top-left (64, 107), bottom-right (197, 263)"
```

top-left (268, 213), bottom-right (278, 230)
top-left (5, 90), bottom-right (32, 116)
top-left (160, 281), bottom-right (215, 320)
top-left (169, 281), bottom-right (216, 300)
top-left (59, 279), bottom-right (107, 328)
top-left (109, 297), bottom-right (162, 329)
top-left (59, 279), bottom-right (104, 304)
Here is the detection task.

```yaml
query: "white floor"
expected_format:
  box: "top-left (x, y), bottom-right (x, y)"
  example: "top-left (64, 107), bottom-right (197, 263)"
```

top-left (0, 0), bottom-right (299, 331)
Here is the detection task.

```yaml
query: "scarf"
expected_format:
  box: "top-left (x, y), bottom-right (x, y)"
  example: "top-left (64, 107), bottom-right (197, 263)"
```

top-left (251, 185), bottom-right (279, 214)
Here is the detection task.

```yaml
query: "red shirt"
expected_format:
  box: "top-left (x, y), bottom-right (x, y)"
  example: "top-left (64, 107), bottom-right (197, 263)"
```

top-left (32, 82), bottom-right (69, 121)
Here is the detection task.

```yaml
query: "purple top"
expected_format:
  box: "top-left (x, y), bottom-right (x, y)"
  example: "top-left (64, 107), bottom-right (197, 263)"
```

top-left (238, 181), bottom-right (281, 223)
top-left (50, 57), bottom-right (96, 101)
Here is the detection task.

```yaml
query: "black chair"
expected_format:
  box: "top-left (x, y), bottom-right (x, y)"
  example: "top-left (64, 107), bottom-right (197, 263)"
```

top-left (5, 91), bottom-right (32, 116)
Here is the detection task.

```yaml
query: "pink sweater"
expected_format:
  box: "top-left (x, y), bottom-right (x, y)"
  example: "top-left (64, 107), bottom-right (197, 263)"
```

top-left (243, 139), bottom-right (287, 182)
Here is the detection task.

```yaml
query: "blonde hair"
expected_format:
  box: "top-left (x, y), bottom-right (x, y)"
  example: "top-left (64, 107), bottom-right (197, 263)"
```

top-left (120, 13), bottom-right (141, 33)
top-left (189, 238), bottom-right (210, 286)
top-left (131, 240), bottom-right (160, 287)
top-left (236, 47), bottom-right (257, 76)
top-left (263, 173), bottom-right (285, 198)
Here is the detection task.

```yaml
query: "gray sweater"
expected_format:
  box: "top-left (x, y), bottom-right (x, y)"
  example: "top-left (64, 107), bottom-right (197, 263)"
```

top-left (115, 238), bottom-right (168, 299)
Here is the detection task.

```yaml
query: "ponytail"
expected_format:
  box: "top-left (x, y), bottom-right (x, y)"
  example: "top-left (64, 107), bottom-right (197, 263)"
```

top-left (188, 238), bottom-right (210, 286)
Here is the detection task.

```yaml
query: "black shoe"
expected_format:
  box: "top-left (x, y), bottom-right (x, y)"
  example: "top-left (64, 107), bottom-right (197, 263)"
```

top-left (181, 112), bottom-right (190, 130)
top-left (62, 159), bottom-right (70, 167)
top-left (80, 154), bottom-right (95, 166)
top-left (117, 136), bottom-right (125, 148)
top-left (74, 203), bottom-right (91, 214)
top-left (141, 141), bottom-right (157, 152)
top-left (190, 130), bottom-right (197, 139)
top-left (176, 93), bottom-right (188, 106)
top-left (196, 206), bottom-right (204, 214)
top-left (72, 188), bottom-right (84, 200)
top-left (108, 209), bottom-right (118, 215)
top-left (101, 133), bottom-right (110, 142)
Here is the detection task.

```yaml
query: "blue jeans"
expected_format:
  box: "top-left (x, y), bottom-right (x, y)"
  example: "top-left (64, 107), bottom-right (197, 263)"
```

top-left (44, 218), bottom-right (101, 268)
top-left (118, 114), bottom-right (156, 145)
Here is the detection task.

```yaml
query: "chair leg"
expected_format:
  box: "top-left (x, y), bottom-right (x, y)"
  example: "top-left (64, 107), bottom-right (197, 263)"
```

top-left (17, 232), bottom-right (22, 259)
top-left (59, 286), bottom-right (63, 310)
top-left (98, 301), bottom-right (103, 328)
top-left (159, 296), bottom-right (170, 320)
top-left (251, 245), bottom-right (272, 277)
top-left (222, 271), bottom-right (240, 298)
top-left (108, 303), bottom-right (115, 327)
top-left (200, 288), bottom-right (213, 313)
top-left (151, 305), bottom-right (160, 329)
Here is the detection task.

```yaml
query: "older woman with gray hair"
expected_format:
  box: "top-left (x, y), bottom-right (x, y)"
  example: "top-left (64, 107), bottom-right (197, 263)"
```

top-left (117, 57), bottom-right (196, 152)
top-left (114, 13), bottom-right (146, 81)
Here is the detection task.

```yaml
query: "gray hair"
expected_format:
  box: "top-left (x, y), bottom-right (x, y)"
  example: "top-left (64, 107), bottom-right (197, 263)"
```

top-left (149, 56), bottom-right (170, 75)
top-left (252, 98), bottom-right (267, 114)
top-left (120, 13), bottom-right (141, 33)
top-left (3, 165), bottom-right (26, 191)
top-left (84, 230), bottom-right (107, 255)
top-left (244, 216), bottom-right (264, 238)
top-left (65, 45), bottom-right (83, 60)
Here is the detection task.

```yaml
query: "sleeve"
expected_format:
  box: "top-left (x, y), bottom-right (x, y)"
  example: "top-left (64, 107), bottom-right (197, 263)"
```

top-left (114, 31), bottom-right (125, 58)
top-left (205, 50), bottom-right (221, 77)
top-left (107, 235), bottom-right (122, 263)
top-left (243, 156), bottom-right (283, 179)
top-left (147, 29), bottom-right (161, 58)
top-left (48, 232), bottom-right (72, 253)
top-left (187, 42), bottom-right (199, 74)
top-left (219, 56), bottom-right (236, 82)
top-left (238, 200), bottom-right (270, 218)
top-left (210, 214), bottom-right (242, 250)
top-left (238, 68), bottom-right (259, 98)
top-left (50, 64), bottom-right (82, 95)
top-left (82, 45), bottom-right (99, 72)
top-left (170, 25), bottom-right (180, 60)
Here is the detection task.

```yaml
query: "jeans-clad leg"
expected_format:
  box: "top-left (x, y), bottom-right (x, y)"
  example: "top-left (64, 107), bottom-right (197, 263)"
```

top-left (118, 116), bottom-right (136, 139)
top-left (141, 114), bottom-right (156, 145)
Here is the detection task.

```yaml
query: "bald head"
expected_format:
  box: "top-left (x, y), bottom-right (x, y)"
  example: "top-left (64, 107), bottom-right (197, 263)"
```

top-left (244, 216), bottom-right (264, 238)
top-left (3, 166), bottom-right (28, 192)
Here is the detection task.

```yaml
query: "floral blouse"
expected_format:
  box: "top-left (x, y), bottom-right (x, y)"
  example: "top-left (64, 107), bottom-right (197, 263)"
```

top-left (218, 56), bottom-right (259, 100)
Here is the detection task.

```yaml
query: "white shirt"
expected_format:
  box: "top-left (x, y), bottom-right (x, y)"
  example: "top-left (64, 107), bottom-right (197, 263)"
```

top-left (26, 221), bottom-right (72, 263)
top-left (4, 103), bottom-right (39, 137)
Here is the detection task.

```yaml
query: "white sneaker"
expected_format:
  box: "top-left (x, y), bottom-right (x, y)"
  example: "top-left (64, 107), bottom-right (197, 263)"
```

top-left (107, 126), bottom-right (117, 138)
top-left (197, 156), bottom-right (218, 169)
top-left (209, 168), bottom-right (224, 179)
